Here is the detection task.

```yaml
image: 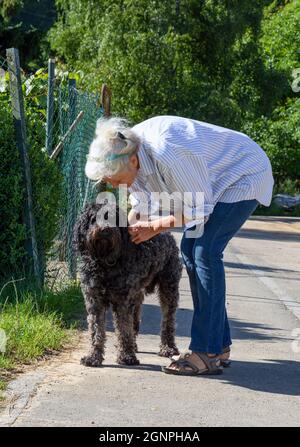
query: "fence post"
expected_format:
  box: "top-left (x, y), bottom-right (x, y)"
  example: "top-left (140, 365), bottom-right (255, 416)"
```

top-left (101, 83), bottom-right (112, 117)
top-left (6, 48), bottom-right (42, 286)
top-left (68, 78), bottom-right (77, 125)
top-left (96, 84), bottom-right (112, 193)
top-left (46, 58), bottom-right (55, 155)
top-left (68, 78), bottom-right (78, 279)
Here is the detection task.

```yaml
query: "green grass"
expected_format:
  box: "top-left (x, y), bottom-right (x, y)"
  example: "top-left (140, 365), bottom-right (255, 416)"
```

top-left (254, 203), bottom-right (300, 217)
top-left (0, 280), bottom-right (85, 398)
top-left (258, 179), bottom-right (300, 217)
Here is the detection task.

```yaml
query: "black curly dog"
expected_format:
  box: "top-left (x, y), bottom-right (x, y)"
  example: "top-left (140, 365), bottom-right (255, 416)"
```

top-left (73, 202), bottom-right (182, 367)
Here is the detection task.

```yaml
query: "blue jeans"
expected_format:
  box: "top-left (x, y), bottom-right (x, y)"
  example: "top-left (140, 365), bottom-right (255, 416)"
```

top-left (180, 199), bottom-right (259, 354)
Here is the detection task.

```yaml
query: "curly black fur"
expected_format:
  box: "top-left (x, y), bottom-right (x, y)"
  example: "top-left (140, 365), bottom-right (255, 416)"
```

top-left (73, 202), bottom-right (182, 367)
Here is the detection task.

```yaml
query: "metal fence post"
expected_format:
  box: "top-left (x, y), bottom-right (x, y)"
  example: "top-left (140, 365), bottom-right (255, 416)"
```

top-left (101, 83), bottom-right (112, 117)
top-left (68, 77), bottom-right (77, 279)
top-left (6, 47), bottom-right (42, 286)
top-left (96, 84), bottom-right (112, 194)
top-left (68, 78), bottom-right (77, 125)
top-left (46, 58), bottom-right (55, 155)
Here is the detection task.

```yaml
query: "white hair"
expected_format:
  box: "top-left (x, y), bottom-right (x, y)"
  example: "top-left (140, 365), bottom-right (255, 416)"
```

top-left (85, 117), bottom-right (141, 181)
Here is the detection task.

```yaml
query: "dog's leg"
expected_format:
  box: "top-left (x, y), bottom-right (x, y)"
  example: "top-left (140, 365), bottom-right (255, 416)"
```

top-left (133, 293), bottom-right (143, 353)
top-left (81, 288), bottom-right (106, 367)
top-left (112, 304), bottom-right (140, 365)
top-left (157, 274), bottom-right (180, 357)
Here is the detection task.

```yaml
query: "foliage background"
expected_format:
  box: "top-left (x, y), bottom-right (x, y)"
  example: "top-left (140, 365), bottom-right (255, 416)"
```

top-left (0, 0), bottom-right (299, 280)
top-left (46, 0), bottom-right (300, 185)
top-left (0, 70), bottom-right (62, 280)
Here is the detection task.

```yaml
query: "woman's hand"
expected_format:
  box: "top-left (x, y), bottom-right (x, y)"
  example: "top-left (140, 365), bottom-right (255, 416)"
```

top-left (128, 221), bottom-right (159, 244)
top-left (128, 215), bottom-right (180, 244)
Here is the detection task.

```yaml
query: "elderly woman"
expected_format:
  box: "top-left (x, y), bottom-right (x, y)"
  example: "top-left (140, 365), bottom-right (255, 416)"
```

top-left (85, 115), bottom-right (274, 376)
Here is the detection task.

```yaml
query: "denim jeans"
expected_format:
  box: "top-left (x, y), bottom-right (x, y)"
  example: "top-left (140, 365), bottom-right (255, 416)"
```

top-left (180, 199), bottom-right (259, 354)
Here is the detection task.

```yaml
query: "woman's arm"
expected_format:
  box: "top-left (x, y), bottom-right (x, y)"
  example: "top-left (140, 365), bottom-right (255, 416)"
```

top-left (128, 213), bottom-right (184, 244)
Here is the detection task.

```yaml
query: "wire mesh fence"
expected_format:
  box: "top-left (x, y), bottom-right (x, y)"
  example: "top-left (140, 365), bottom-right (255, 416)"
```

top-left (0, 56), bottom-right (8, 88)
top-left (1, 49), bottom-right (106, 285)
top-left (47, 82), bottom-right (104, 281)
top-left (1, 49), bottom-right (43, 284)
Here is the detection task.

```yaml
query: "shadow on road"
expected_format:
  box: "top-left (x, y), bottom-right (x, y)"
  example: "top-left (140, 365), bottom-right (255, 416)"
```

top-left (236, 227), bottom-right (300, 243)
top-left (220, 359), bottom-right (300, 396)
top-left (225, 260), bottom-right (299, 275)
top-left (80, 302), bottom-right (300, 397)
top-left (98, 357), bottom-right (300, 397)
top-left (104, 303), bottom-right (290, 342)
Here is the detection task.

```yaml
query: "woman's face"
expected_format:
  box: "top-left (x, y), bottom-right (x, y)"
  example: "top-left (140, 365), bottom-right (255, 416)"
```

top-left (103, 154), bottom-right (139, 188)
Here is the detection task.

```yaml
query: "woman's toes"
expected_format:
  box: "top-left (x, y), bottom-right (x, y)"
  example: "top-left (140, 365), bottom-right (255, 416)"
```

top-left (219, 353), bottom-right (230, 361)
top-left (167, 360), bottom-right (192, 371)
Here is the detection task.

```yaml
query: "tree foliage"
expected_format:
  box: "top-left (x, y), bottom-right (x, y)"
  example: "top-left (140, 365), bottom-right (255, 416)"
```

top-left (47, 0), bottom-right (300, 184)
top-left (0, 0), bottom-right (56, 70)
top-left (49, 1), bottom-right (270, 125)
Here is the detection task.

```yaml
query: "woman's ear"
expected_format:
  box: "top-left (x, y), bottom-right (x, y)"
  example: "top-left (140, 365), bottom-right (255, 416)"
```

top-left (129, 154), bottom-right (139, 170)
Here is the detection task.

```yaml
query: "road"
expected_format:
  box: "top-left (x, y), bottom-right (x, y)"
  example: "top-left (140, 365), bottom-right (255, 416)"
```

top-left (1, 216), bottom-right (299, 427)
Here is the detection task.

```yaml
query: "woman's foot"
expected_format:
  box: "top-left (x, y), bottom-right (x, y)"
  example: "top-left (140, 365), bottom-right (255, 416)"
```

top-left (162, 351), bottom-right (223, 375)
top-left (166, 347), bottom-right (231, 373)
top-left (166, 352), bottom-right (217, 372)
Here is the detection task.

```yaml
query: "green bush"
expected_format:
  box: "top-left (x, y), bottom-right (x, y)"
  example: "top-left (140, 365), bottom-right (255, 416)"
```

top-left (242, 98), bottom-right (300, 182)
top-left (0, 69), bottom-right (63, 281)
top-left (24, 69), bottom-right (63, 259)
top-left (0, 96), bottom-right (26, 276)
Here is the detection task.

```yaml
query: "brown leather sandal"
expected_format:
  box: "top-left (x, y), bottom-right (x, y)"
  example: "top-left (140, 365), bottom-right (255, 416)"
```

top-left (166, 346), bottom-right (231, 369)
top-left (162, 351), bottom-right (223, 376)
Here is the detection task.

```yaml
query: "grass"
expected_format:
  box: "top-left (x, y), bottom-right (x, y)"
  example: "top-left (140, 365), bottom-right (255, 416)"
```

top-left (253, 179), bottom-right (300, 217)
top-left (0, 279), bottom-right (85, 399)
top-left (254, 203), bottom-right (300, 217)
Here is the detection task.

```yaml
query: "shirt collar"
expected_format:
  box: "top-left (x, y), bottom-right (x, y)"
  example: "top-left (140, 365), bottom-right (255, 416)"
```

top-left (137, 143), bottom-right (155, 177)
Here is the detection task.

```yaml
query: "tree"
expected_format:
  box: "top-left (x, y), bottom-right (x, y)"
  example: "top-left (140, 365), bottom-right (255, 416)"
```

top-left (49, 0), bottom-right (270, 126)
top-left (48, 0), bottom-right (300, 185)
top-left (0, 0), bottom-right (56, 69)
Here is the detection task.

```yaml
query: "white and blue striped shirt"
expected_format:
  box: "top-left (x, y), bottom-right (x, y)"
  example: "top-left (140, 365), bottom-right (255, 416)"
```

top-left (128, 115), bottom-right (274, 226)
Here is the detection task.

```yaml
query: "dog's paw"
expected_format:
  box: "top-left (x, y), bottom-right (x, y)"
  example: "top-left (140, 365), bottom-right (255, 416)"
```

top-left (117, 354), bottom-right (140, 366)
top-left (80, 354), bottom-right (103, 367)
top-left (158, 345), bottom-right (180, 357)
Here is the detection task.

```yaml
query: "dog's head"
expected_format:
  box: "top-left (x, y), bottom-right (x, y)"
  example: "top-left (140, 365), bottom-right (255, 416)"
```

top-left (73, 202), bottom-right (129, 266)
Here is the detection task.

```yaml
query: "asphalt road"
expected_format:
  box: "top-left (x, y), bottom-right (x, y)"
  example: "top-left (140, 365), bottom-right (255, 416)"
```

top-left (1, 216), bottom-right (299, 427)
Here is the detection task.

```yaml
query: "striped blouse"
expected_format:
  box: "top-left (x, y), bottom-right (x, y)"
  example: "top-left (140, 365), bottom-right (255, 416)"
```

top-left (128, 115), bottom-right (274, 228)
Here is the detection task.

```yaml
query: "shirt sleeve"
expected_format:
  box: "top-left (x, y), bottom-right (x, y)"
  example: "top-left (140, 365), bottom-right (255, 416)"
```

top-left (157, 153), bottom-right (215, 227)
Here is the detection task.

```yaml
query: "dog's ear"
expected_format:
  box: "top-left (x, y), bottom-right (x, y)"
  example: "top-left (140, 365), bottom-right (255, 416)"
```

top-left (73, 203), bottom-right (96, 254)
top-left (116, 205), bottom-right (128, 227)
top-left (115, 205), bottom-right (131, 245)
